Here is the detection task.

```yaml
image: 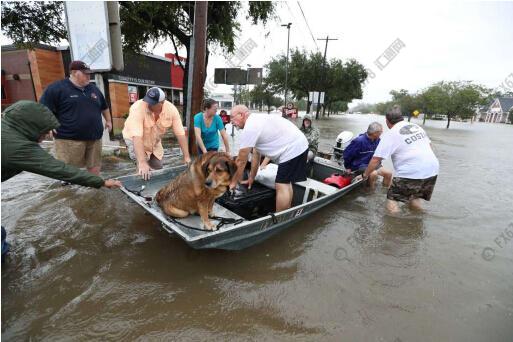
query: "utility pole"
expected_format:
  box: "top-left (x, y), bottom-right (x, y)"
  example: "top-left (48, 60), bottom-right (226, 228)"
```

top-left (186, 1), bottom-right (208, 156)
top-left (316, 35), bottom-right (338, 119)
top-left (281, 23), bottom-right (292, 107)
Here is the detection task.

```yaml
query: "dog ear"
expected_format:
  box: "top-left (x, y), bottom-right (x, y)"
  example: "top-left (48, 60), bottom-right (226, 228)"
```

top-left (202, 152), bottom-right (216, 176)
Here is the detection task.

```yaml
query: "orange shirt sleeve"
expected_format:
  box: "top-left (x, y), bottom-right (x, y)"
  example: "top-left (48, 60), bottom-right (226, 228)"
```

top-left (122, 101), bottom-right (145, 139)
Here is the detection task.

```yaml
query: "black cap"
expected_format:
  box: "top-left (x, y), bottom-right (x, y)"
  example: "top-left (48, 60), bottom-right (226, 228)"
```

top-left (69, 60), bottom-right (92, 74)
top-left (143, 87), bottom-right (165, 105)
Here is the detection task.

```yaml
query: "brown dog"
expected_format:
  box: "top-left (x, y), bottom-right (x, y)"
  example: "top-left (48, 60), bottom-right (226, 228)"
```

top-left (155, 152), bottom-right (237, 230)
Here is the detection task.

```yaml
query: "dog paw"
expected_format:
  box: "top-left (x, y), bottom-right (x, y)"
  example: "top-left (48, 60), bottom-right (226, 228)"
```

top-left (202, 221), bottom-right (216, 231)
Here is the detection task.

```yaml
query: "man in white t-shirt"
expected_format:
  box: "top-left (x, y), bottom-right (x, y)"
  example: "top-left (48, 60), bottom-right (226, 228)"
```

top-left (229, 105), bottom-right (309, 212)
top-left (363, 106), bottom-right (439, 213)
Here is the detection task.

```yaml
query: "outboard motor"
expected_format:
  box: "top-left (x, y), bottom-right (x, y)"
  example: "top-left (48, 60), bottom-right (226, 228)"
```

top-left (333, 131), bottom-right (354, 165)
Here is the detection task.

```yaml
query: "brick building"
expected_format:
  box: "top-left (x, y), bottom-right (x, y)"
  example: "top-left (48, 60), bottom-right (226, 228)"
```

top-left (1, 44), bottom-right (186, 135)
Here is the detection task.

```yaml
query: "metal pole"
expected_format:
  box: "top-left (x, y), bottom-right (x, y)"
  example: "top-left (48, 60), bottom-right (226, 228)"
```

top-left (316, 35), bottom-right (338, 119)
top-left (281, 23), bottom-right (292, 107)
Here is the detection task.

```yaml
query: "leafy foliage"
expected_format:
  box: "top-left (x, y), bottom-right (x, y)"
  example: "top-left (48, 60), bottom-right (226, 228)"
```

top-left (249, 83), bottom-right (283, 113)
top-left (264, 49), bottom-right (367, 116)
top-left (1, 1), bottom-right (275, 114)
top-left (369, 81), bottom-right (490, 128)
top-left (1, 1), bottom-right (67, 48)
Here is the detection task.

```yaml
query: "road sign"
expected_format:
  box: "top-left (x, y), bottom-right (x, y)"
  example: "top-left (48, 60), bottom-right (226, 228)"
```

top-left (225, 68), bottom-right (247, 85)
top-left (282, 103), bottom-right (298, 118)
top-left (309, 91), bottom-right (325, 104)
top-left (247, 68), bottom-right (263, 85)
top-left (64, 1), bottom-right (112, 71)
top-left (214, 68), bottom-right (263, 85)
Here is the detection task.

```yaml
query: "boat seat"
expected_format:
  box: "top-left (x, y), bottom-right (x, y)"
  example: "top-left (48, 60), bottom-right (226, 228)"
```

top-left (296, 178), bottom-right (337, 203)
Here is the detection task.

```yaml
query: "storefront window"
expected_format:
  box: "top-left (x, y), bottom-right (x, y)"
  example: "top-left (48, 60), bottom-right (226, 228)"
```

top-left (172, 89), bottom-right (181, 106)
top-left (137, 85), bottom-right (147, 100)
top-left (164, 88), bottom-right (172, 102)
top-left (128, 85), bottom-right (138, 103)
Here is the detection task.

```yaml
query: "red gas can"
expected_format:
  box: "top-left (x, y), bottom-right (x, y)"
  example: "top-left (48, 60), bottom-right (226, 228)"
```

top-left (323, 173), bottom-right (352, 189)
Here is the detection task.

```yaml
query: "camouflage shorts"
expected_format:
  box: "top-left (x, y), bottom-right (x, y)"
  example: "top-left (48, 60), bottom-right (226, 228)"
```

top-left (387, 175), bottom-right (437, 203)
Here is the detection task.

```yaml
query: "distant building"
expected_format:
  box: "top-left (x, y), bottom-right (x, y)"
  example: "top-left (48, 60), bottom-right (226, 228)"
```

top-left (210, 92), bottom-right (235, 110)
top-left (483, 97), bottom-right (513, 123)
top-left (1, 44), bottom-right (182, 135)
top-left (164, 53), bottom-right (186, 94)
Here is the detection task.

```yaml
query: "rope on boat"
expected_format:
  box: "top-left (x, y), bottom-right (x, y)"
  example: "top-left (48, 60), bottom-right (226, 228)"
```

top-left (166, 215), bottom-right (244, 232)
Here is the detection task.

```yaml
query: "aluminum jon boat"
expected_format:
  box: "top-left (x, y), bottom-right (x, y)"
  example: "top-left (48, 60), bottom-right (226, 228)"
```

top-left (117, 157), bottom-right (363, 250)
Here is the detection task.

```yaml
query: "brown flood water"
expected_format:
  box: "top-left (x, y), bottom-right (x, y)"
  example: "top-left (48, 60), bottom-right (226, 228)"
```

top-left (2, 114), bottom-right (513, 341)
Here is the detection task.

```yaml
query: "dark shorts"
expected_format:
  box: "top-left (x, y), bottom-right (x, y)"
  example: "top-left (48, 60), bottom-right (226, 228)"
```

top-left (276, 149), bottom-right (308, 184)
top-left (387, 175), bottom-right (438, 203)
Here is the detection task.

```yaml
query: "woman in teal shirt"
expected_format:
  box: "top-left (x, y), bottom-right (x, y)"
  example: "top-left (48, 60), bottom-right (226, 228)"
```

top-left (194, 99), bottom-right (231, 155)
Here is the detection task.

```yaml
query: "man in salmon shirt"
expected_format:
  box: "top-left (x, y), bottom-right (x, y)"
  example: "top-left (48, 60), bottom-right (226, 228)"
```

top-left (123, 87), bottom-right (191, 180)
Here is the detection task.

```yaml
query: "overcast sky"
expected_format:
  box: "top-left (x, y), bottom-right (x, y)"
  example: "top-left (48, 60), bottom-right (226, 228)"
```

top-left (3, 0), bottom-right (511, 106)
top-left (155, 0), bottom-right (513, 106)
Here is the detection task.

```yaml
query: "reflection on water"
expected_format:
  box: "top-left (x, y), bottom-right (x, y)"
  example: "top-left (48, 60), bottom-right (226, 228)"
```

top-left (2, 115), bottom-right (513, 341)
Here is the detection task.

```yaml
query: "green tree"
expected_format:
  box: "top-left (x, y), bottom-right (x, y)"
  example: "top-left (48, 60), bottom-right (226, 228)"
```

top-left (389, 89), bottom-right (422, 122)
top-left (265, 49), bottom-right (323, 112)
top-left (323, 59), bottom-right (367, 117)
top-left (330, 101), bottom-right (348, 114)
top-left (249, 83), bottom-right (282, 113)
top-left (1, 1), bottom-right (275, 115)
top-left (350, 103), bottom-right (375, 114)
top-left (419, 81), bottom-right (488, 128)
top-left (374, 102), bottom-right (393, 115)
top-left (265, 49), bottom-right (367, 117)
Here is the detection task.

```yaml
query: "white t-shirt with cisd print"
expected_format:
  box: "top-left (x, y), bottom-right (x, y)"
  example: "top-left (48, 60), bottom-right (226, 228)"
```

top-left (239, 114), bottom-right (308, 164)
top-left (373, 120), bottom-right (439, 179)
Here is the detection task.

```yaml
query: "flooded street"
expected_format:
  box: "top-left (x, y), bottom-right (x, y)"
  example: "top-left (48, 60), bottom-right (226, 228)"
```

top-left (2, 114), bottom-right (512, 341)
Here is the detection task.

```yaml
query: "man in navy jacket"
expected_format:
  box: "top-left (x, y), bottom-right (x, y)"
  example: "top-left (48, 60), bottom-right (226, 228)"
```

top-left (343, 122), bottom-right (392, 189)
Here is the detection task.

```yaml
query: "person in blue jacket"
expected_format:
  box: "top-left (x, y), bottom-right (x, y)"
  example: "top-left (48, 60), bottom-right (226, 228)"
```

top-left (343, 122), bottom-right (392, 189)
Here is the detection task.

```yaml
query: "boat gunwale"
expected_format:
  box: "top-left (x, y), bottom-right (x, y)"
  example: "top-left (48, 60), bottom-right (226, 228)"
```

top-left (117, 158), bottom-right (362, 243)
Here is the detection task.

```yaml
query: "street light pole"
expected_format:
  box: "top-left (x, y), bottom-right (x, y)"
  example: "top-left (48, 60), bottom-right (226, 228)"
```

top-left (281, 23), bottom-right (292, 107)
top-left (316, 35), bottom-right (338, 119)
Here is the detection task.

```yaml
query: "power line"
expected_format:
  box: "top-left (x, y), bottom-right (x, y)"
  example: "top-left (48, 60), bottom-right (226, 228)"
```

top-left (297, 1), bottom-right (319, 51)
top-left (284, 2), bottom-right (308, 48)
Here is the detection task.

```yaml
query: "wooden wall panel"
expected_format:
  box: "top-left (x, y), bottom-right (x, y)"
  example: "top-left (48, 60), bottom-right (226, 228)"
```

top-left (28, 48), bottom-right (65, 100)
top-left (109, 82), bottom-right (130, 118)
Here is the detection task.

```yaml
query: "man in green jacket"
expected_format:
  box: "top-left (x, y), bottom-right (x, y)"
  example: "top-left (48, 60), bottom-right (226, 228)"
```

top-left (300, 114), bottom-right (320, 162)
top-left (1, 101), bottom-right (122, 260)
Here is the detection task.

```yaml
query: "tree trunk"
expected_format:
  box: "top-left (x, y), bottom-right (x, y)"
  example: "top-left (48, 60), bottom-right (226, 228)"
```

top-left (306, 101), bottom-right (311, 114)
top-left (446, 113), bottom-right (451, 129)
top-left (422, 113), bottom-right (427, 125)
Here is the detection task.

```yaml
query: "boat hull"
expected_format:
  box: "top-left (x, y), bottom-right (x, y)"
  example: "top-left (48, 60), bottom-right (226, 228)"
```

top-left (187, 180), bottom-right (361, 250)
top-left (117, 157), bottom-right (363, 250)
